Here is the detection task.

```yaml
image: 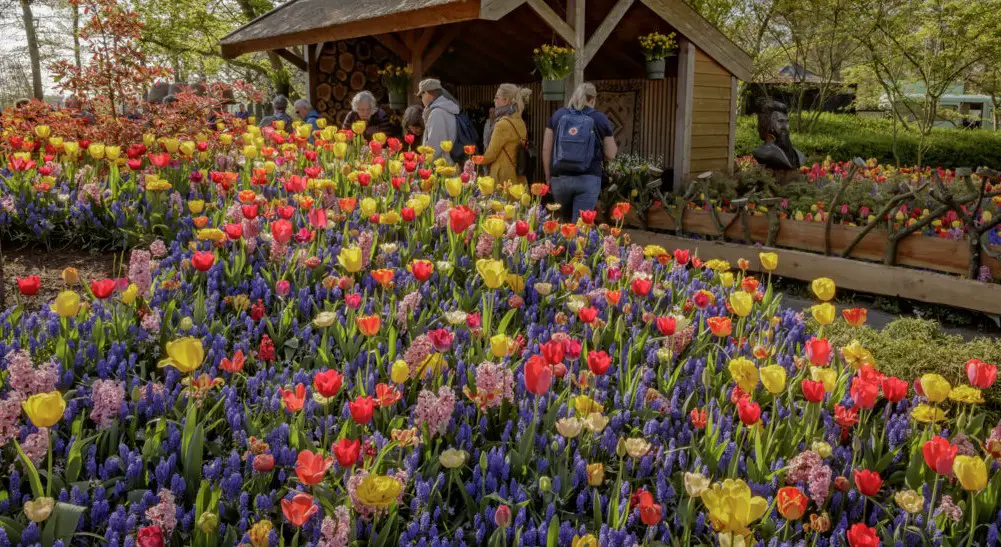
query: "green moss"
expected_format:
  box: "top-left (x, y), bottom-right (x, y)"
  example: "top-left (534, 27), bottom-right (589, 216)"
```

top-left (826, 318), bottom-right (1001, 413)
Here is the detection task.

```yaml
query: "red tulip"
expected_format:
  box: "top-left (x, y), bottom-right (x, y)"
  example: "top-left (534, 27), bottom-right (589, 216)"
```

top-left (804, 337), bottom-right (831, 366)
top-left (737, 399), bottom-right (760, 425)
top-left (849, 377), bottom-right (879, 410)
top-left (252, 453), bottom-right (274, 472)
top-left (880, 376), bottom-right (907, 403)
top-left (586, 350), bottom-right (611, 375)
top-left (241, 204), bottom-right (258, 220)
top-left (90, 278), bottom-right (116, 299)
top-left (136, 525), bottom-right (164, 547)
top-left (410, 260), bottom-right (434, 282)
top-left (295, 449), bottom-right (333, 485)
top-left (801, 379), bottom-right (826, 403)
top-left (630, 277), bottom-right (652, 296)
top-left (846, 523), bottom-right (880, 547)
top-left (277, 205), bottom-right (296, 220)
top-left (673, 249), bottom-right (690, 265)
top-left (148, 153), bottom-right (170, 168)
top-left (191, 251), bottom-right (215, 272)
top-left (638, 501), bottom-right (662, 526)
top-left (776, 486), bottom-right (809, 520)
top-left (539, 340), bottom-right (564, 365)
top-left (349, 396), bottom-right (375, 425)
top-left (344, 293), bottom-right (362, 309)
top-left (515, 220), bottom-right (530, 236)
top-left (922, 436), bottom-right (957, 476)
top-left (449, 206), bottom-right (476, 233)
top-left (655, 316), bottom-right (676, 336)
top-left (690, 408), bottom-right (708, 429)
top-left (579, 210), bottom-right (597, 225)
top-left (852, 469), bottom-right (882, 497)
top-left (281, 384), bottom-right (306, 412)
top-left (224, 223), bottom-right (243, 240)
top-left (332, 437), bottom-right (361, 467)
top-left (220, 350), bottom-right (245, 373)
top-left (16, 275), bottom-right (40, 296)
top-left (966, 359), bottom-right (997, 389)
top-left (313, 370), bottom-right (343, 398)
top-left (578, 307), bottom-right (598, 324)
top-left (374, 383), bottom-right (402, 407)
top-left (401, 207), bottom-right (415, 222)
top-left (281, 493), bottom-right (318, 527)
top-left (308, 208), bottom-right (328, 229)
top-left (271, 219), bottom-right (293, 244)
top-left (524, 354), bottom-right (552, 395)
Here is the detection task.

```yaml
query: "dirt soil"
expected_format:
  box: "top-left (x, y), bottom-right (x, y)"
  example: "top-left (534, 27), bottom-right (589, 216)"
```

top-left (2, 247), bottom-right (120, 307)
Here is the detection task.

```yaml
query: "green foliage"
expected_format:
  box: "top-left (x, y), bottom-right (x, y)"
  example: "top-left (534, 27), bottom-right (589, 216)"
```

top-left (827, 318), bottom-right (1001, 411)
top-left (736, 113), bottom-right (1001, 169)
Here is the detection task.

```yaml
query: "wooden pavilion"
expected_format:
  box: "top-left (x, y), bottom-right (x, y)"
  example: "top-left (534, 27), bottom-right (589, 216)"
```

top-left (220, 0), bottom-right (752, 189)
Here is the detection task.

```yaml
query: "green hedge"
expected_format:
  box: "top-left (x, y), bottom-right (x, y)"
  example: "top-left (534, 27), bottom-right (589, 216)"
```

top-left (826, 318), bottom-right (1001, 412)
top-left (735, 113), bottom-right (1001, 170)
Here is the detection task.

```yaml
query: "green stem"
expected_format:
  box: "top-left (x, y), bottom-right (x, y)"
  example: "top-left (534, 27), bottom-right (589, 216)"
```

top-left (968, 490), bottom-right (977, 547)
top-left (46, 432), bottom-right (53, 497)
top-left (926, 474), bottom-right (940, 534)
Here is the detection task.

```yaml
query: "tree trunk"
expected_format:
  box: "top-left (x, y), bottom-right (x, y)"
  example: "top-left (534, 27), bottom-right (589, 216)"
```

top-left (72, 1), bottom-right (81, 71)
top-left (20, 0), bottom-right (43, 100)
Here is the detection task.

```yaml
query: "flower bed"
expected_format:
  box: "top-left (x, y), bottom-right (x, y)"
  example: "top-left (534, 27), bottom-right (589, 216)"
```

top-left (0, 123), bottom-right (999, 547)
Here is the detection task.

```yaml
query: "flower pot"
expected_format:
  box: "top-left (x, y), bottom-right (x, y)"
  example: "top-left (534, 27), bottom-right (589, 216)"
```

top-left (645, 58), bottom-right (667, 80)
top-left (388, 89), bottom-right (407, 111)
top-left (542, 79), bottom-right (566, 102)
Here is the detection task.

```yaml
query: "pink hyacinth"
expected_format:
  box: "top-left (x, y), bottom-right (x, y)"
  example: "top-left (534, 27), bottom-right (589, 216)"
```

top-left (396, 291), bottom-right (422, 326)
top-left (474, 361), bottom-right (515, 409)
top-left (528, 240), bottom-right (554, 262)
top-left (358, 230), bottom-right (374, 269)
top-left (129, 250), bottom-right (153, 296)
top-left (149, 239), bottom-right (167, 258)
top-left (475, 233), bottom-right (494, 257)
top-left (787, 450), bottom-right (823, 484)
top-left (145, 489), bottom-right (178, 534)
top-left (403, 334), bottom-right (433, 370)
top-left (807, 463), bottom-right (832, 505)
top-left (6, 350), bottom-right (58, 397)
top-left (317, 506), bottom-right (351, 547)
top-left (0, 394), bottom-right (23, 447)
top-left (625, 244), bottom-right (644, 274)
top-left (21, 427), bottom-right (49, 465)
top-left (141, 311), bottom-right (161, 334)
top-left (413, 386), bottom-right (456, 437)
top-left (90, 379), bottom-right (125, 429)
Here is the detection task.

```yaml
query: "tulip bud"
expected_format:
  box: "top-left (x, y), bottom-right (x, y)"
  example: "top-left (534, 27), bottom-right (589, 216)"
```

top-left (180, 316), bottom-right (194, 331)
top-left (539, 476), bottom-right (552, 492)
top-left (198, 512), bottom-right (220, 534)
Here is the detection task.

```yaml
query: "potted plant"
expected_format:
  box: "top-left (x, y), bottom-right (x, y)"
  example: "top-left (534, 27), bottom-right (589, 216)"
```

top-left (379, 64), bottom-right (412, 110)
top-left (533, 45), bottom-right (575, 101)
top-left (639, 32), bottom-right (677, 80)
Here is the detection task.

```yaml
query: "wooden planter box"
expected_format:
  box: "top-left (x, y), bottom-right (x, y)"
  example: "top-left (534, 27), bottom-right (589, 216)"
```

top-left (629, 207), bottom-right (1001, 279)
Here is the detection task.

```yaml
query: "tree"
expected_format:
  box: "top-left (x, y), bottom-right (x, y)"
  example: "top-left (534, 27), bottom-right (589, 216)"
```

top-left (18, 0), bottom-right (43, 99)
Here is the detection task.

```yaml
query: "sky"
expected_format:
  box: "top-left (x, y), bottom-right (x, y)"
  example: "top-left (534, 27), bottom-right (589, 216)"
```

top-left (0, 3), bottom-right (74, 96)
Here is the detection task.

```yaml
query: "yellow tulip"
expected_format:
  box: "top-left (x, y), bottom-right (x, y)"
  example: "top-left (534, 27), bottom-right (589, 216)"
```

top-left (105, 146), bottom-right (121, 160)
top-left (35, 125), bottom-right (51, 139)
top-left (334, 132), bottom-right (347, 143)
top-left (728, 357), bottom-right (758, 393)
top-left (574, 395), bottom-right (603, 415)
top-left (810, 277), bottom-right (836, 302)
top-left (63, 141), bottom-right (80, 157)
top-left (48, 137), bottom-right (63, 150)
top-left (159, 138), bottom-right (178, 153)
top-left (911, 403), bottom-right (946, 423)
top-left (810, 303), bottom-right (835, 325)
top-left (351, 121), bottom-right (367, 136)
top-left (379, 210), bottom-right (401, 225)
top-left (179, 141), bottom-right (195, 156)
top-left (360, 197), bottom-right (378, 218)
top-left (388, 160), bottom-right (403, 176)
top-left (477, 176), bottom-right (495, 195)
top-left (759, 365), bottom-right (787, 394)
top-left (158, 337), bottom-right (205, 374)
top-left (439, 448), bottom-right (467, 469)
top-left (490, 334), bottom-right (512, 358)
top-left (701, 479), bottom-right (768, 534)
top-left (506, 274), bottom-right (525, 293)
top-left (188, 200), bottom-right (205, 214)
top-left (643, 245), bottom-right (667, 258)
top-left (88, 143), bottom-right (106, 160)
top-left (338, 247), bottom-right (363, 273)
top-left (391, 360), bottom-right (409, 383)
top-left (333, 141), bottom-right (348, 159)
top-left (573, 535), bottom-right (599, 547)
top-left (445, 177), bottom-right (463, 198)
top-left (729, 291), bottom-right (753, 317)
top-left (21, 391), bottom-right (66, 428)
top-left (296, 124), bottom-right (311, 139)
top-left (439, 140), bottom-right (453, 153)
top-left (219, 134), bottom-right (233, 146)
top-left (367, 164), bottom-right (383, 179)
top-left (23, 497), bottom-right (54, 523)
top-left (503, 204), bottom-right (516, 221)
top-left (810, 366), bottom-right (837, 392)
top-left (273, 120), bottom-right (286, 132)
top-left (316, 118), bottom-right (327, 129)
top-left (121, 284), bottom-right (138, 305)
top-left (719, 271), bottom-right (735, 288)
top-left (953, 455), bottom-right (988, 491)
top-left (51, 291), bottom-right (81, 318)
top-left (841, 340), bottom-right (874, 370)
top-left (475, 258), bottom-right (507, 289)
top-left (355, 475), bottom-right (403, 508)
top-left (920, 373), bottom-right (951, 404)
top-left (483, 217), bottom-right (506, 239)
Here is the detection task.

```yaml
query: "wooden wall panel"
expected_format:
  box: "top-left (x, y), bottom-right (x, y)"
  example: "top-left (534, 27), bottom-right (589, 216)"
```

top-left (690, 46), bottom-right (732, 173)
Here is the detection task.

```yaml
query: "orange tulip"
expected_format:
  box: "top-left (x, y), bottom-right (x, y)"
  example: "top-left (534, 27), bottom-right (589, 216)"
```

top-left (281, 493), bottom-right (318, 527)
top-left (707, 316), bottom-right (732, 337)
top-left (371, 269), bottom-right (394, 287)
top-left (356, 315), bottom-right (381, 337)
top-left (560, 224), bottom-right (577, 239)
top-left (542, 221), bottom-right (559, 235)
top-left (776, 487), bottom-right (809, 520)
top-left (295, 450), bottom-right (333, 485)
top-left (338, 198), bottom-right (357, 212)
top-left (605, 290), bottom-right (621, 306)
top-left (842, 308), bottom-right (867, 327)
top-left (471, 155), bottom-right (485, 165)
top-left (238, 190), bottom-right (257, 204)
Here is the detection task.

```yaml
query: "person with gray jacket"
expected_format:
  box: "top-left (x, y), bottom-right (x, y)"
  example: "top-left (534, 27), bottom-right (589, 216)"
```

top-left (417, 79), bottom-right (459, 162)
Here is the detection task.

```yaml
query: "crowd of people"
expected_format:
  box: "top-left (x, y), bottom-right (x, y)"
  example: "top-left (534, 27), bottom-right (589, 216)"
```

top-left (261, 78), bottom-right (618, 221)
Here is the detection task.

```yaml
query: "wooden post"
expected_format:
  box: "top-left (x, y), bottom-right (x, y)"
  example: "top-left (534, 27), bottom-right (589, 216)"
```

top-left (567, 0), bottom-right (586, 91)
top-left (307, 43), bottom-right (319, 107)
top-left (728, 75), bottom-right (737, 173)
top-left (672, 39), bottom-right (695, 193)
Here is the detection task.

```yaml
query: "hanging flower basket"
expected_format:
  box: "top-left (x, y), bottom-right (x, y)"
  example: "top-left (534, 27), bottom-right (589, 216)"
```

top-left (387, 90), bottom-right (407, 111)
top-left (378, 64), bottom-right (412, 111)
top-left (640, 32), bottom-right (678, 80)
top-left (534, 44), bottom-right (574, 101)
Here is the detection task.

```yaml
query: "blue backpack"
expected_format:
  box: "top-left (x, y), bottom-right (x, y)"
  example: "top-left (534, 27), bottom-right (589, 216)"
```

top-left (552, 108), bottom-right (597, 174)
top-left (450, 111), bottom-right (480, 163)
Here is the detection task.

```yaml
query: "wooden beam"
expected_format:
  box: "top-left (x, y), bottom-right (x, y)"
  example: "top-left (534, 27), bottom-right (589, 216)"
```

top-left (639, 0), bottom-right (752, 81)
top-left (413, 28), bottom-right (435, 58)
top-left (727, 75), bottom-right (737, 173)
top-left (400, 30), bottom-right (416, 51)
top-left (480, 0), bottom-right (526, 20)
top-left (526, 0), bottom-right (577, 45)
top-left (312, 42), bottom-right (326, 65)
top-left (581, 0), bottom-right (634, 67)
top-left (273, 48), bottom-right (307, 71)
top-left (423, 25), bottom-right (462, 70)
top-left (672, 38), bottom-right (694, 193)
top-left (626, 231), bottom-right (1001, 315)
top-left (374, 33), bottom-right (411, 62)
top-left (307, 43), bottom-right (319, 106)
top-left (567, 0), bottom-right (585, 89)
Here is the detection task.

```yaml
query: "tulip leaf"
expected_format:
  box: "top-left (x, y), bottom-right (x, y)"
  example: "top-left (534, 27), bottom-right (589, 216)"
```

top-left (41, 501), bottom-right (86, 547)
top-left (12, 438), bottom-right (44, 499)
top-left (545, 515), bottom-right (559, 547)
top-left (0, 517), bottom-right (24, 543)
top-left (497, 309), bottom-right (517, 335)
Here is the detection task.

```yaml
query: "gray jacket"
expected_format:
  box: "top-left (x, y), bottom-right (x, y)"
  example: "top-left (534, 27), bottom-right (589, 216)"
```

top-left (422, 95), bottom-right (460, 162)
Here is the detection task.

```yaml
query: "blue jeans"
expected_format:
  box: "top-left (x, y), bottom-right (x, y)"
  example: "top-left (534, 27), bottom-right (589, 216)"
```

top-left (551, 174), bottom-right (601, 222)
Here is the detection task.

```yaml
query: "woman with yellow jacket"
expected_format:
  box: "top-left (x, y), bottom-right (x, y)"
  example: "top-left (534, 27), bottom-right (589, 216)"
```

top-left (481, 84), bottom-right (531, 185)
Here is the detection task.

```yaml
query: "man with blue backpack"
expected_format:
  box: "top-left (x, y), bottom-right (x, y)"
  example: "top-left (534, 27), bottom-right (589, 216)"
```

top-left (542, 82), bottom-right (617, 222)
top-left (418, 78), bottom-right (480, 164)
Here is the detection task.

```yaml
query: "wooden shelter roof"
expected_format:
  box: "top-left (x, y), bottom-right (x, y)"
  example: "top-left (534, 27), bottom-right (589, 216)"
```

top-left (220, 0), bottom-right (752, 81)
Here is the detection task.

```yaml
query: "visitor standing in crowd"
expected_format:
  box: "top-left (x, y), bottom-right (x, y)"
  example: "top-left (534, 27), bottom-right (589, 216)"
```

top-left (483, 106), bottom-right (496, 150)
top-left (294, 99), bottom-right (321, 131)
top-left (417, 78), bottom-right (460, 161)
top-left (402, 105), bottom-right (424, 147)
top-left (481, 84), bottom-right (530, 185)
top-left (235, 104), bottom-right (249, 120)
top-left (542, 82), bottom-right (616, 222)
top-left (342, 91), bottom-right (394, 139)
top-left (258, 95), bottom-right (294, 129)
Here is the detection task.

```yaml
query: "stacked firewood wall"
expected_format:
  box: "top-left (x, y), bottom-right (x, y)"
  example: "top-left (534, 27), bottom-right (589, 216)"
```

top-left (313, 38), bottom-right (402, 127)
